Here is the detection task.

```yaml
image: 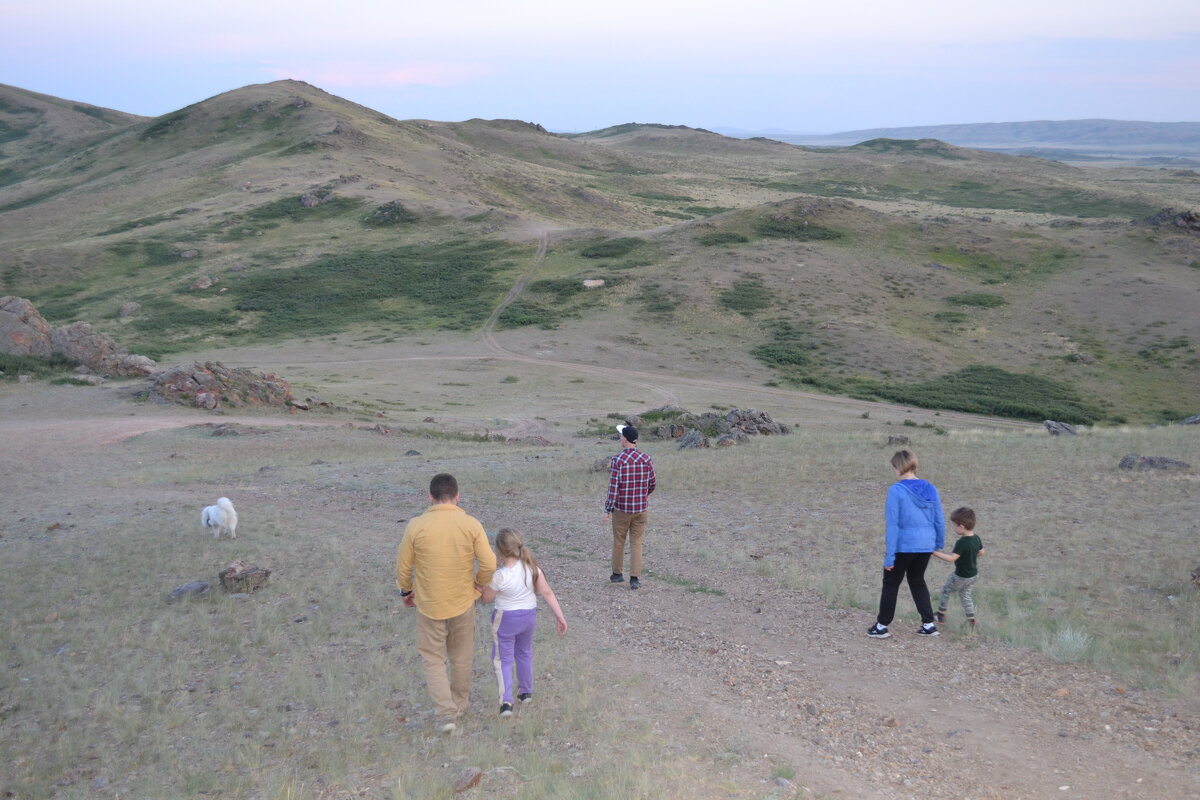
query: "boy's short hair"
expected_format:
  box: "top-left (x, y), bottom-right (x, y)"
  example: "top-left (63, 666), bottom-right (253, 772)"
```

top-left (950, 507), bottom-right (976, 530)
top-left (890, 449), bottom-right (918, 475)
top-left (429, 473), bottom-right (458, 502)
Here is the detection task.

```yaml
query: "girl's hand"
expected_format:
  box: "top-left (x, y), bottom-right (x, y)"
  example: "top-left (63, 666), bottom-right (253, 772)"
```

top-left (556, 617), bottom-right (568, 635)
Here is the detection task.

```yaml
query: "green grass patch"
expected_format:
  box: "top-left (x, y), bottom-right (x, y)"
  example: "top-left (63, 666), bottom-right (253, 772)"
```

top-left (858, 365), bottom-right (1102, 424)
top-left (241, 195), bottom-right (365, 224)
top-left (946, 293), bottom-right (1007, 308)
top-left (933, 311), bottom-right (970, 324)
top-left (0, 354), bottom-right (78, 381)
top-left (751, 343), bottom-right (812, 368)
top-left (496, 300), bottom-right (563, 329)
top-left (580, 237), bottom-right (644, 259)
top-left (232, 240), bottom-right (516, 339)
top-left (138, 111), bottom-right (188, 141)
top-left (634, 191), bottom-right (696, 202)
top-left (754, 216), bottom-right (843, 241)
top-left (698, 231), bottom-right (749, 246)
top-left (361, 200), bottom-right (417, 227)
top-left (685, 206), bottom-right (734, 217)
top-left (719, 277), bottom-right (771, 315)
top-left (641, 283), bottom-right (678, 315)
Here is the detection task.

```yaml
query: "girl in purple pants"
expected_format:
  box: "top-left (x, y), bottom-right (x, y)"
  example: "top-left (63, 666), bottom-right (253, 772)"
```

top-left (478, 528), bottom-right (567, 717)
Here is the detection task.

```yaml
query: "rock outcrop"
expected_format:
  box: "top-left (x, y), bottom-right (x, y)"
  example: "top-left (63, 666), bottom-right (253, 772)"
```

top-left (1118, 454), bottom-right (1190, 471)
top-left (618, 407), bottom-right (791, 449)
top-left (0, 296), bottom-right (55, 358)
top-left (0, 296), bottom-right (158, 377)
top-left (151, 361), bottom-right (294, 410)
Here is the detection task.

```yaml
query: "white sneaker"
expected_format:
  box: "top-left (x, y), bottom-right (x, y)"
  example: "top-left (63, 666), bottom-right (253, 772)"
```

top-left (438, 721), bottom-right (457, 733)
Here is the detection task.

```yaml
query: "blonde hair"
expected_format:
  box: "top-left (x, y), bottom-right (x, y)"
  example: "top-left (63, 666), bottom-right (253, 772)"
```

top-left (890, 449), bottom-right (918, 475)
top-left (495, 527), bottom-right (539, 584)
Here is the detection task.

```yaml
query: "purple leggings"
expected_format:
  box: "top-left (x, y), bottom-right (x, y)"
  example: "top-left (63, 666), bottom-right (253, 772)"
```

top-left (490, 608), bottom-right (536, 704)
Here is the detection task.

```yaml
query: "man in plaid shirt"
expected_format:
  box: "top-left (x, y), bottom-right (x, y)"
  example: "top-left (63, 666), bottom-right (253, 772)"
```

top-left (604, 424), bottom-right (657, 590)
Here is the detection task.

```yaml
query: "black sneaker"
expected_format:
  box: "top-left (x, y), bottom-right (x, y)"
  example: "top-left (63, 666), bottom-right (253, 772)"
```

top-left (517, 693), bottom-right (532, 704)
top-left (935, 611), bottom-right (947, 624)
top-left (610, 572), bottom-right (624, 583)
top-left (918, 624), bottom-right (940, 636)
top-left (867, 624), bottom-right (891, 638)
top-left (629, 576), bottom-right (640, 590)
top-left (499, 702), bottom-right (513, 717)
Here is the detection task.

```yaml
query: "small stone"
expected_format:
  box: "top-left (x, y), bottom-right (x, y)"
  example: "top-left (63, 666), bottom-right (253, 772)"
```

top-left (452, 767), bottom-right (482, 793)
top-left (44, 612), bottom-right (59, 623)
top-left (883, 717), bottom-right (900, 727)
top-left (167, 581), bottom-right (212, 602)
top-left (1055, 688), bottom-right (1070, 697)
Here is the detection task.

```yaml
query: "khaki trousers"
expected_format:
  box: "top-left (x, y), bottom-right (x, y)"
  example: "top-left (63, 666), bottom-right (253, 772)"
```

top-left (416, 606), bottom-right (475, 721)
top-left (611, 510), bottom-right (648, 576)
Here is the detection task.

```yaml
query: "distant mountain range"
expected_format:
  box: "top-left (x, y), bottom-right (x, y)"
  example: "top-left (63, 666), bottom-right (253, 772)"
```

top-left (718, 120), bottom-right (1200, 164)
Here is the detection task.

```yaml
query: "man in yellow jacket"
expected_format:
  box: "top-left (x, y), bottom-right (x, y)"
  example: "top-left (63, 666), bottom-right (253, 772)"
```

top-left (396, 473), bottom-right (496, 732)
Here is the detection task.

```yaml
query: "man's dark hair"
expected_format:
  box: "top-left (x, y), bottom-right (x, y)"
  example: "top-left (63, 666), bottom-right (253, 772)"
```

top-left (429, 473), bottom-right (458, 502)
top-left (950, 506), bottom-right (976, 531)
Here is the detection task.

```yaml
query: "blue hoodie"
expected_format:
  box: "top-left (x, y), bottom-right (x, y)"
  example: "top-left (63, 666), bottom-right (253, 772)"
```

top-left (884, 479), bottom-right (945, 567)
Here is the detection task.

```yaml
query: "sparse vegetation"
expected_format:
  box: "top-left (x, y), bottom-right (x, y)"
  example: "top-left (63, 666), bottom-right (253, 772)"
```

top-left (719, 276), bottom-right (771, 315)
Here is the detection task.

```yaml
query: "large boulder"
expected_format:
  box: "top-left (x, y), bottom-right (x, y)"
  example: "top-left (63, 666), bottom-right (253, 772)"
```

top-left (0, 296), bottom-right (158, 377)
top-left (151, 361), bottom-right (294, 410)
top-left (0, 296), bottom-right (55, 358)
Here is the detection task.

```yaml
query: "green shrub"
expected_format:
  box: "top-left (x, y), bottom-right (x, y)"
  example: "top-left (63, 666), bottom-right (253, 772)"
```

top-left (139, 111), bottom-right (188, 141)
top-left (719, 277), bottom-right (771, 314)
top-left (698, 231), bottom-right (749, 246)
top-left (244, 195), bottom-right (364, 224)
top-left (754, 217), bottom-right (842, 241)
top-left (496, 301), bottom-right (561, 329)
top-left (946, 293), bottom-right (1007, 308)
top-left (933, 311), bottom-right (970, 323)
top-left (751, 343), bottom-right (811, 367)
top-left (0, 353), bottom-right (78, 381)
top-left (862, 365), bottom-right (1101, 424)
top-left (634, 192), bottom-right (695, 202)
top-left (580, 237), bottom-right (643, 259)
top-left (362, 201), bottom-right (417, 227)
top-left (232, 240), bottom-right (515, 338)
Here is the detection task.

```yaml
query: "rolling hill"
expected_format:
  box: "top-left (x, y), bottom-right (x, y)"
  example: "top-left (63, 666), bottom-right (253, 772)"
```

top-left (1, 80), bottom-right (1198, 422)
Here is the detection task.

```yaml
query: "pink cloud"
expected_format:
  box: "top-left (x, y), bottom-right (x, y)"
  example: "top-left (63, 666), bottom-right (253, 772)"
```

top-left (262, 61), bottom-right (490, 88)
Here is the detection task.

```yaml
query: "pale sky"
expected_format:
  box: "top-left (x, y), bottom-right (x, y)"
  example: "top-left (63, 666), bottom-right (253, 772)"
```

top-left (3, 0), bottom-right (1198, 132)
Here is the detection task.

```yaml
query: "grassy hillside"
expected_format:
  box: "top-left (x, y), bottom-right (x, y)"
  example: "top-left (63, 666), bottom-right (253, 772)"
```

top-left (1, 85), bottom-right (1198, 422)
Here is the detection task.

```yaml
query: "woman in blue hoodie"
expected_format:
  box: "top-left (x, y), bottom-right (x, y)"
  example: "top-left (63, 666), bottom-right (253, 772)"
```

top-left (868, 450), bottom-right (945, 639)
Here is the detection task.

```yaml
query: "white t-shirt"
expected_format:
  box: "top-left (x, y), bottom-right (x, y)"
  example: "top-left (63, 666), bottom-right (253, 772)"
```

top-left (489, 561), bottom-right (538, 611)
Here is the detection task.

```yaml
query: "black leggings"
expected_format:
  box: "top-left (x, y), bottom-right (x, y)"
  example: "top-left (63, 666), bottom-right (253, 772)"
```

top-left (876, 551), bottom-right (934, 626)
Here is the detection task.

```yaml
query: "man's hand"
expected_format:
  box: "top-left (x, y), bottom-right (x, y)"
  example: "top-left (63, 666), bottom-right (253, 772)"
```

top-left (403, 593), bottom-right (416, 607)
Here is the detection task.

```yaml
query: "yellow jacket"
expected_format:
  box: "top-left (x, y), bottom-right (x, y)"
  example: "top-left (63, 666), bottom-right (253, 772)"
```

top-left (396, 504), bottom-right (496, 620)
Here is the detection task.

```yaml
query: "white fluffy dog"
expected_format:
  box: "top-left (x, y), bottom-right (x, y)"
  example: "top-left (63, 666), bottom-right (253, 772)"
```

top-left (200, 497), bottom-right (238, 539)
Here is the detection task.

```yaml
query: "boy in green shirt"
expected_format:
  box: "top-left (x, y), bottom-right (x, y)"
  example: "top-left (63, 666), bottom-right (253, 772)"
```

top-left (932, 507), bottom-right (985, 629)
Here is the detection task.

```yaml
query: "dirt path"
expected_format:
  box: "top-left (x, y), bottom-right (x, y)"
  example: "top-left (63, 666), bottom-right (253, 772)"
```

top-left (494, 497), bottom-right (1199, 800)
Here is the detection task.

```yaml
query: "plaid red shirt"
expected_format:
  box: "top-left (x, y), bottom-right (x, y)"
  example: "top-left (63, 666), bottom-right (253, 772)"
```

top-left (605, 447), bottom-right (656, 513)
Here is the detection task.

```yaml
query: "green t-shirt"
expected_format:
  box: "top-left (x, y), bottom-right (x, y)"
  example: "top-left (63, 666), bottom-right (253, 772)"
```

top-left (952, 534), bottom-right (983, 578)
